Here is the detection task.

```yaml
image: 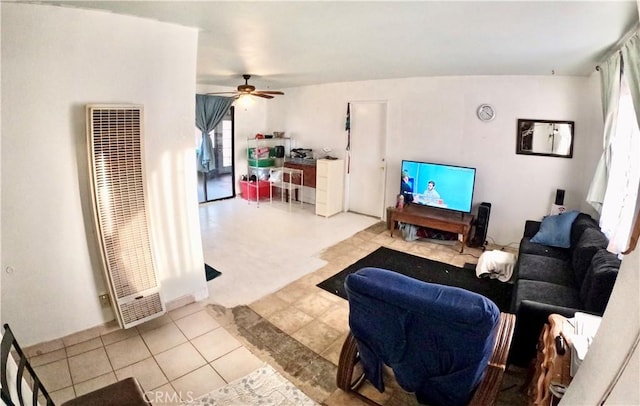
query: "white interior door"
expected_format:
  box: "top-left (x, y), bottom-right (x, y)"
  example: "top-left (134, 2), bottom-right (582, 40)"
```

top-left (347, 101), bottom-right (387, 217)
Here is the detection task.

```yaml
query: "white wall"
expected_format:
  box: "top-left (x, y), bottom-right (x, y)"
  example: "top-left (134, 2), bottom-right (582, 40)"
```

top-left (200, 75), bottom-right (603, 244)
top-left (264, 75), bottom-right (602, 244)
top-left (1, 3), bottom-right (207, 345)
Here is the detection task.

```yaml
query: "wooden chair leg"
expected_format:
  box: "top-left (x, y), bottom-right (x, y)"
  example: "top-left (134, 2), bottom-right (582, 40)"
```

top-left (469, 312), bottom-right (516, 406)
top-left (336, 333), bottom-right (381, 406)
top-left (336, 333), bottom-right (363, 391)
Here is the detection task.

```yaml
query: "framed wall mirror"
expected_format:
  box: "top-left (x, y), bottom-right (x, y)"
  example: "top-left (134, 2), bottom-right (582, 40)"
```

top-left (516, 119), bottom-right (574, 158)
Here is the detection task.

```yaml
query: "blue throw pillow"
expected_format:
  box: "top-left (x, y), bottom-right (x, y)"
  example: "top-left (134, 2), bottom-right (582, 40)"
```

top-left (530, 210), bottom-right (581, 248)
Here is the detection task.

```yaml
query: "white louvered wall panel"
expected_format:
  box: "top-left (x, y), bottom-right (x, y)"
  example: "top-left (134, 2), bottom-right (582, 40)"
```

top-left (87, 105), bottom-right (165, 328)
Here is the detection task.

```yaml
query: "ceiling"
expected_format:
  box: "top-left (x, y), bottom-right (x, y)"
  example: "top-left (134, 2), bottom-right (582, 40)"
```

top-left (33, 1), bottom-right (639, 90)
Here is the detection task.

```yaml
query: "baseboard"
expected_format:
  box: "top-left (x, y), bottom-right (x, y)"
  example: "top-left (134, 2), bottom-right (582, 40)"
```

top-left (165, 294), bottom-right (196, 312)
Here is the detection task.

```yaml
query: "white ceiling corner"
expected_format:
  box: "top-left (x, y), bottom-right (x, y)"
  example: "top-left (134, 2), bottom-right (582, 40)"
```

top-left (28, 1), bottom-right (640, 89)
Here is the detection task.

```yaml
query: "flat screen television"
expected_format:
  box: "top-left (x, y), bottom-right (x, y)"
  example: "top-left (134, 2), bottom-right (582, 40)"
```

top-left (400, 160), bottom-right (476, 213)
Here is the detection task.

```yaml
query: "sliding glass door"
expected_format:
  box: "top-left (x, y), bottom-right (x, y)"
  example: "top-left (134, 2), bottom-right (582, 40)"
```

top-left (197, 107), bottom-right (235, 203)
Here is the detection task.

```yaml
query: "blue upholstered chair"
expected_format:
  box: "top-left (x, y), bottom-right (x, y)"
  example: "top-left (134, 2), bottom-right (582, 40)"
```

top-left (336, 267), bottom-right (515, 406)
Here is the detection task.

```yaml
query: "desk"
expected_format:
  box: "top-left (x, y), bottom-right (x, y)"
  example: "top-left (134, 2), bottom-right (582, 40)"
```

top-left (283, 161), bottom-right (316, 188)
top-left (528, 314), bottom-right (573, 406)
top-left (387, 204), bottom-right (473, 253)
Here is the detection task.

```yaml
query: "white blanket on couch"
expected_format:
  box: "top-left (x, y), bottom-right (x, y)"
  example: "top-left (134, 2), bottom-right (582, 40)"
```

top-left (476, 250), bottom-right (516, 282)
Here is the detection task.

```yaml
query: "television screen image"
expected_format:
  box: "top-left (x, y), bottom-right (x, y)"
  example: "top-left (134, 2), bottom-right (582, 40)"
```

top-left (401, 160), bottom-right (476, 213)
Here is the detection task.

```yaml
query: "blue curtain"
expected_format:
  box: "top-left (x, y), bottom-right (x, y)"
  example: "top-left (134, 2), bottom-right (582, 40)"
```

top-left (195, 95), bottom-right (235, 173)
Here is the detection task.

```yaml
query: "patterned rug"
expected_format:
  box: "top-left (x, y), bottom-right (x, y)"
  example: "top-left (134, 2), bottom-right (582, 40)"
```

top-left (185, 364), bottom-right (317, 405)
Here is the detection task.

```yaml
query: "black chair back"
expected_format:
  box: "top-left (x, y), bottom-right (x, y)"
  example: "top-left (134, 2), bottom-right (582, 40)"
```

top-left (1, 323), bottom-right (55, 406)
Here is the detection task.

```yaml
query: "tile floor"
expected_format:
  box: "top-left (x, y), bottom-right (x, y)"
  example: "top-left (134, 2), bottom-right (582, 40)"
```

top-left (26, 303), bottom-right (263, 405)
top-left (199, 197), bottom-right (379, 307)
top-left (25, 199), bottom-right (526, 405)
top-left (241, 221), bottom-right (527, 405)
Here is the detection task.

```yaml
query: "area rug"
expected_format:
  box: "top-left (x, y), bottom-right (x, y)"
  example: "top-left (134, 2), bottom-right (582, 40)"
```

top-left (185, 364), bottom-right (318, 405)
top-left (317, 247), bottom-right (513, 311)
top-left (205, 264), bottom-right (222, 281)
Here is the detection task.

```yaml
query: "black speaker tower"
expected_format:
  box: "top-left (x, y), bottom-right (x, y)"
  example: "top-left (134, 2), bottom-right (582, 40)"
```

top-left (555, 189), bottom-right (565, 205)
top-left (469, 202), bottom-right (491, 250)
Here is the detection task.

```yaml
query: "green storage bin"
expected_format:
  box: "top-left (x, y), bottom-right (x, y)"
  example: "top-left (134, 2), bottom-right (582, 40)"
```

top-left (248, 158), bottom-right (275, 167)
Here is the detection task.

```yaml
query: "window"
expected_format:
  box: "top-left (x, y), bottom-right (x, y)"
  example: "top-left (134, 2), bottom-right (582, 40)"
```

top-left (221, 118), bottom-right (232, 167)
top-left (599, 72), bottom-right (640, 254)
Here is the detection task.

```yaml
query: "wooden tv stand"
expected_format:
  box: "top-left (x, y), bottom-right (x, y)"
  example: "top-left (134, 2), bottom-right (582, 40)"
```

top-left (387, 204), bottom-right (474, 253)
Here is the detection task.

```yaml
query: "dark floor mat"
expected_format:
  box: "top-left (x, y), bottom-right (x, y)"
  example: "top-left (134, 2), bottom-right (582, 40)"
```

top-left (205, 264), bottom-right (222, 281)
top-left (317, 247), bottom-right (512, 311)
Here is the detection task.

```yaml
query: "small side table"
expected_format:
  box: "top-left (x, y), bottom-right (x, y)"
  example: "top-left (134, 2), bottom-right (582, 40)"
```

top-left (528, 314), bottom-right (573, 406)
top-left (269, 167), bottom-right (303, 210)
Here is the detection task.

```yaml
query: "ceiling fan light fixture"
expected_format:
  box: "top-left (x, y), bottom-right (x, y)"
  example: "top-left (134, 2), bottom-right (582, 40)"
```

top-left (237, 94), bottom-right (254, 108)
top-left (238, 84), bottom-right (255, 93)
top-left (206, 74), bottom-right (284, 100)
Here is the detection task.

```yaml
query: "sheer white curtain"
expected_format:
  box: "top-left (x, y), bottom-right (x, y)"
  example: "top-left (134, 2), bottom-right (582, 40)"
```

top-left (599, 72), bottom-right (640, 253)
top-left (621, 34), bottom-right (640, 131)
top-left (596, 32), bottom-right (640, 254)
top-left (586, 53), bottom-right (621, 213)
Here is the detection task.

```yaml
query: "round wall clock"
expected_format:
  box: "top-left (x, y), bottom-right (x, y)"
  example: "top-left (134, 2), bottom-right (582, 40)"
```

top-left (477, 104), bottom-right (496, 122)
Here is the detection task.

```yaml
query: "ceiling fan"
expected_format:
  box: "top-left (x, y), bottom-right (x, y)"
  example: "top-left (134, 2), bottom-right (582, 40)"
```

top-left (207, 74), bottom-right (284, 99)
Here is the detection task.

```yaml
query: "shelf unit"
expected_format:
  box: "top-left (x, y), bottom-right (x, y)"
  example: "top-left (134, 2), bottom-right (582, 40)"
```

top-left (245, 137), bottom-right (291, 204)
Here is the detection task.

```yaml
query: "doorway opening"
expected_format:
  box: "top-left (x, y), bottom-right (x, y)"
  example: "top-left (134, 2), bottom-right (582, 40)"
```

top-left (197, 107), bottom-right (235, 203)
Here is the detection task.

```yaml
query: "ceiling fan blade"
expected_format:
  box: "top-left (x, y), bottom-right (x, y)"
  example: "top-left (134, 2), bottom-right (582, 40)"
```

top-left (256, 90), bottom-right (285, 95)
top-left (251, 93), bottom-right (274, 99)
top-left (210, 75), bottom-right (282, 100)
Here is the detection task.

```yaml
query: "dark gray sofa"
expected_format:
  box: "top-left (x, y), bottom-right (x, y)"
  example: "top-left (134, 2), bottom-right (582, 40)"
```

top-left (509, 213), bottom-right (621, 367)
